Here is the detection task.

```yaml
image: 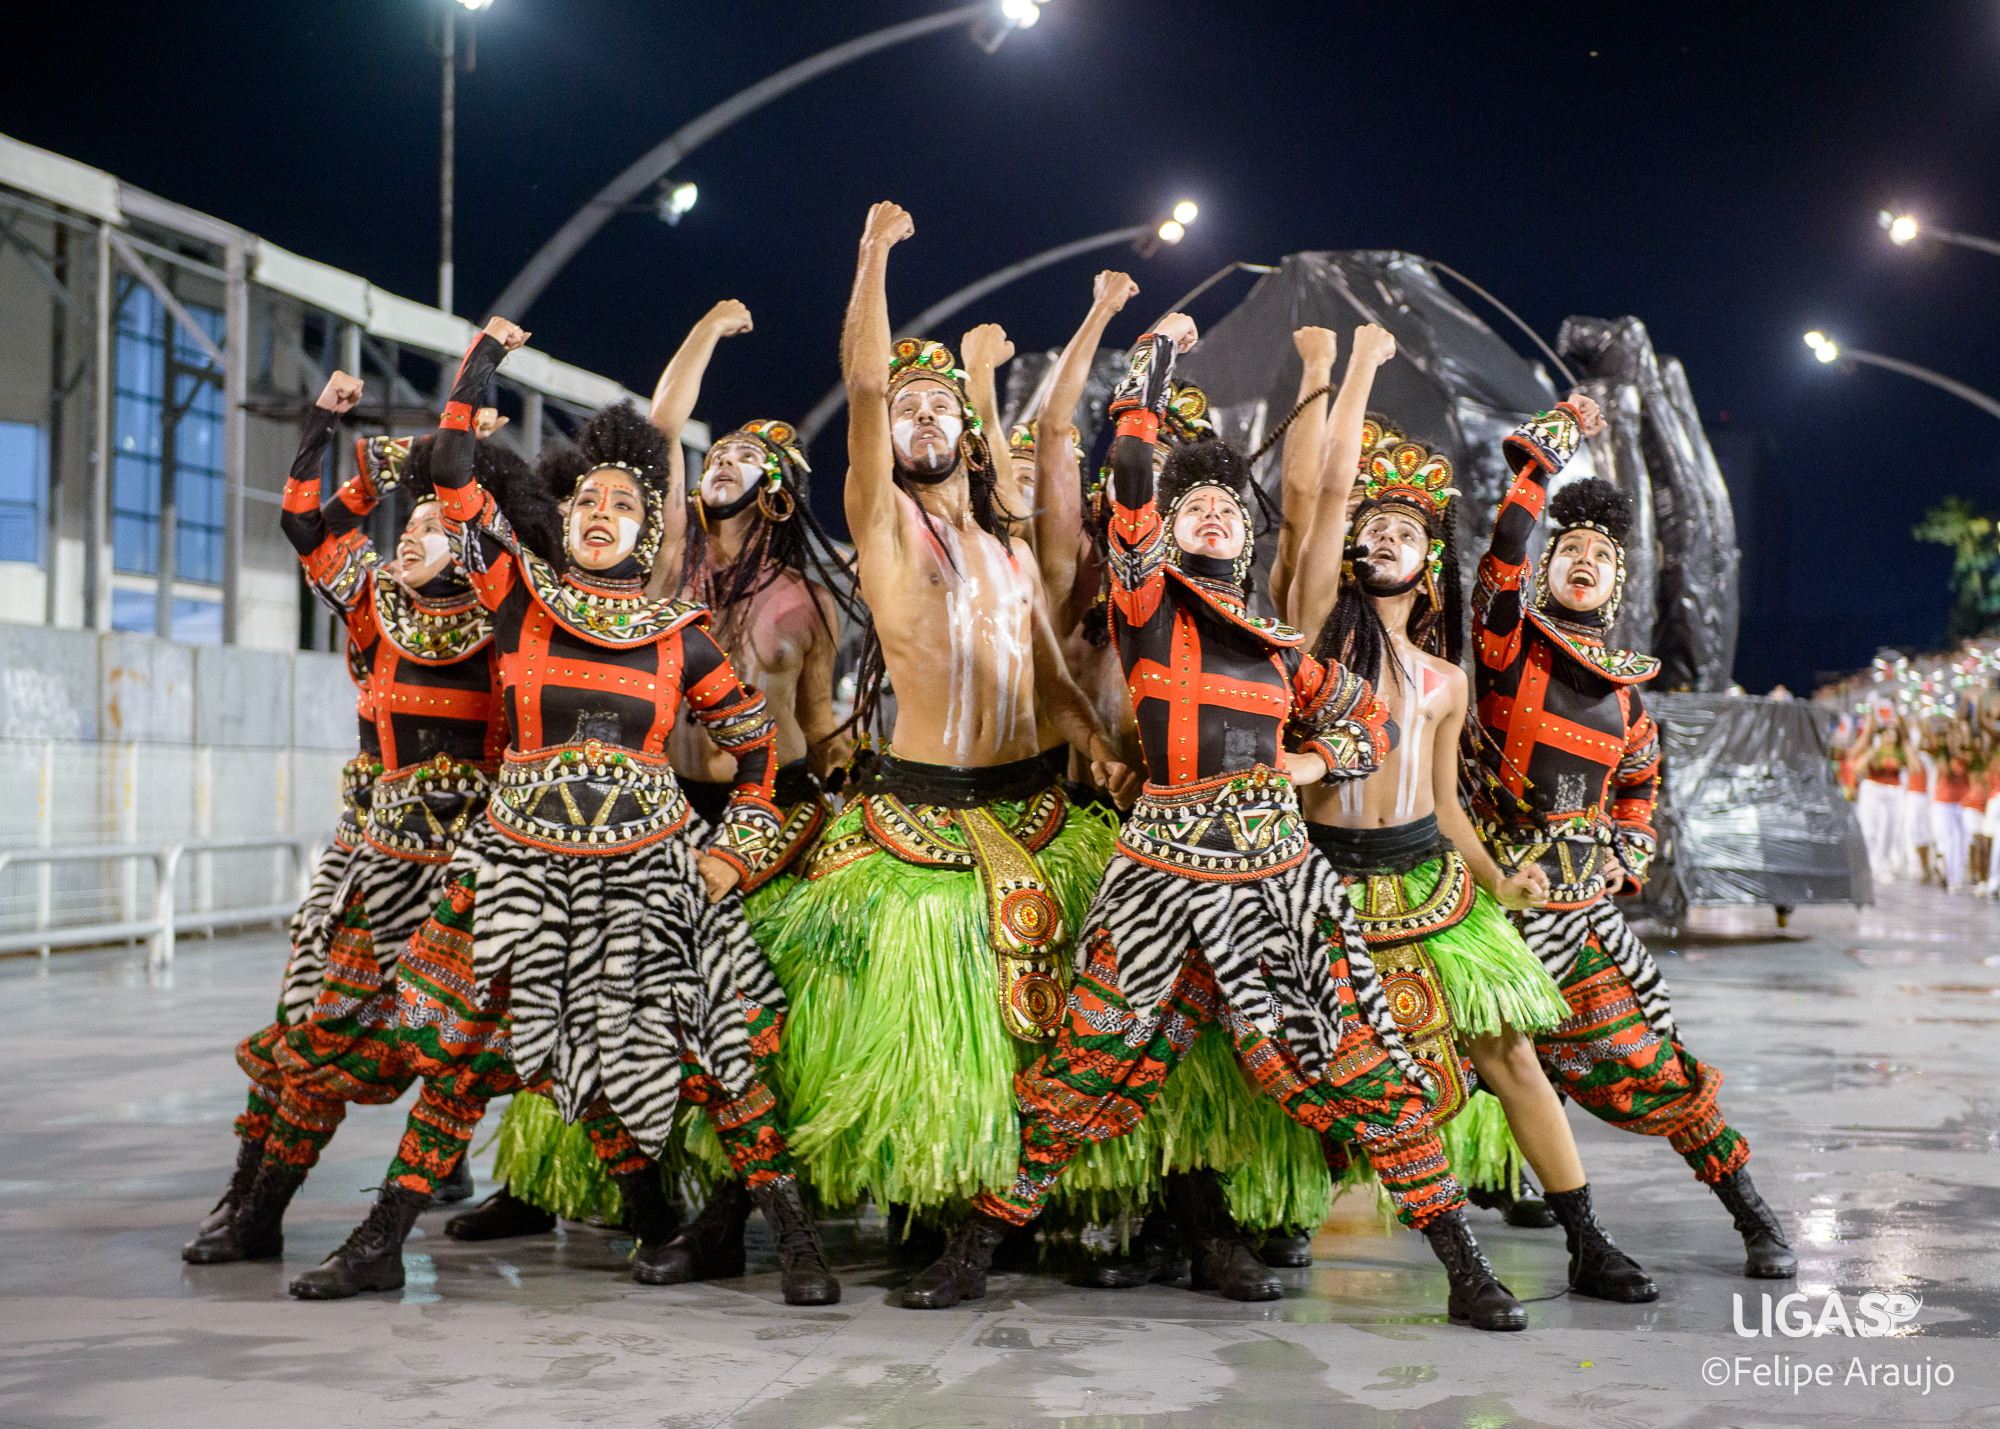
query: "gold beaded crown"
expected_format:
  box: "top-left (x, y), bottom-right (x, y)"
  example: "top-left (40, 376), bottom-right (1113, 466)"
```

top-left (1356, 417), bottom-right (1458, 524)
top-left (886, 339), bottom-right (980, 431)
top-left (723, 418), bottom-right (811, 486)
top-left (1163, 380), bottom-right (1215, 444)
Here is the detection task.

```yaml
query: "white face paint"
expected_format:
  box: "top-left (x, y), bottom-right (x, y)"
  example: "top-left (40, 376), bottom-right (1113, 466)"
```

top-left (419, 532), bottom-right (450, 565)
top-left (1548, 551), bottom-right (1618, 612)
top-left (568, 509), bottom-right (640, 561)
top-left (1358, 512), bottom-right (1425, 584)
top-left (892, 412), bottom-right (962, 463)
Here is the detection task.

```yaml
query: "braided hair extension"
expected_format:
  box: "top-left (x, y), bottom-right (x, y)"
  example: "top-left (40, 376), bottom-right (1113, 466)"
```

top-left (1243, 383), bottom-right (1332, 468)
top-left (685, 455), bottom-right (863, 650)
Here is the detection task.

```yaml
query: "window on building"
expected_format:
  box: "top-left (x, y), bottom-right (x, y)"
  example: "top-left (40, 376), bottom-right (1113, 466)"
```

top-left (113, 283), bottom-right (226, 586)
top-left (0, 421), bottom-right (46, 565)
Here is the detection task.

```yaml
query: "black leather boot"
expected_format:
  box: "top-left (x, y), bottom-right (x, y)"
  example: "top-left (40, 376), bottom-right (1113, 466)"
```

top-left (1422, 1209), bottom-right (1528, 1330)
top-left (1710, 1169), bottom-right (1796, 1279)
top-left (430, 1153), bottom-right (476, 1205)
top-left (1076, 1203), bottom-right (1188, 1289)
top-left (194, 1136), bottom-right (264, 1238)
top-left (1544, 1184), bottom-right (1659, 1302)
top-left (1465, 1173), bottom-right (1559, 1229)
top-left (185, 1160), bottom-right (305, 1264)
top-left (902, 1211), bottom-right (1013, 1309)
top-left (1171, 1169), bottom-right (1281, 1302)
top-left (613, 1164), bottom-right (685, 1285)
top-left (750, 1178), bottom-right (840, 1305)
top-left (631, 1178), bottom-right (752, 1285)
top-left (1258, 1228), bottom-right (1314, 1268)
top-left (445, 1184), bottom-right (557, 1241)
top-left (288, 1182), bottom-right (431, 1299)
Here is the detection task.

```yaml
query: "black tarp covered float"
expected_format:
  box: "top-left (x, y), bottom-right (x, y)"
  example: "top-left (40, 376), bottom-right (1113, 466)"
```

top-left (1631, 694), bottom-right (1872, 926)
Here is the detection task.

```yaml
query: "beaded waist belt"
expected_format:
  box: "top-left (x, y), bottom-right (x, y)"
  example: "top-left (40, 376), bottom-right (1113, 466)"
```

top-left (365, 753), bottom-right (494, 863)
top-left (1493, 833), bottom-right (1619, 909)
top-left (487, 741), bottom-right (691, 856)
top-left (1371, 939), bottom-right (1472, 1124)
top-left (1119, 765), bottom-right (1307, 882)
top-left (336, 754), bottom-right (383, 851)
top-left (808, 780), bottom-right (1071, 1042)
top-left (1338, 844), bottom-right (1476, 948)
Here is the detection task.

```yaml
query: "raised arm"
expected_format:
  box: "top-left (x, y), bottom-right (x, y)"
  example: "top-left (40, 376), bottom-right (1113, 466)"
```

top-left (1268, 326), bottom-right (1338, 616)
top-left (280, 372), bottom-right (381, 609)
top-left (1035, 270), bottom-right (1137, 622)
top-left (842, 201), bottom-right (915, 557)
top-left (960, 322), bottom-right (1020, 532)
top-left (1102, 315), bottom-right (1198, 629)
top-left (1284, 324), bottom-right (1397, 633)
top-left (648, 299), bottom-right (754, 583)
top-left (434, 318), bottom-right (529, 608)
top-left (1473, 397), bottom-right (1596, 677)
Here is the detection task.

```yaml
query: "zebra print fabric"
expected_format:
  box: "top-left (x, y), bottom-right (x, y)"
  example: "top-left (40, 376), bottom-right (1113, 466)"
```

top-left (278, 842), bottom-right (353, 1024)
top-left (1078, 848), bottom-right (1421, 1087)
top-left (1516, 899), bottom-right (1675, 1037)
top-left (459, 823), bottom-right (780, 1159)
top-left (278, 843), bottom-right (453, 1024)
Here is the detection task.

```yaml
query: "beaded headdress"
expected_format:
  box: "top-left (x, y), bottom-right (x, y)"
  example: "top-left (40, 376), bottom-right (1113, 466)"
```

top-left (709, 418), bottom-right (809, 523)
top-left (1350, 417), bottom-right (1457, 589)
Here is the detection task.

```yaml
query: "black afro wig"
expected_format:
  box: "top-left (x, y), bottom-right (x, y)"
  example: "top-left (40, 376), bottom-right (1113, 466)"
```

top-left (536, 401), bottom-right (672, 503)
top-left (1159, 436), bottom-right (1253, 514)
top-left (1547, 477), bottom-right (1632, 545)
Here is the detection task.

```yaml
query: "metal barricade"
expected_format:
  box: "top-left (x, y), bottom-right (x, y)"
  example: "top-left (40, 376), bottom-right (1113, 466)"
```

top-left (0, 834), bottom-right (327, 965)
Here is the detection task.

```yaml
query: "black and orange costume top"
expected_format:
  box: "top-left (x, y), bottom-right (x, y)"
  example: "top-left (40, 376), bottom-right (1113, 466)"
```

top-left (1103, 332), bottom-right (1392, 883)
top-left (281, 409), bottom-right (505, 863)
top-left (430, 334), bottom-right (786, 888)
top-left (1470, 404), bottom-right (1660, 908)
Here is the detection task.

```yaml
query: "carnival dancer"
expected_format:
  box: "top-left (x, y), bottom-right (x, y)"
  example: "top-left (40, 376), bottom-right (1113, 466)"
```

top-left (759, 202), bottom-right (1122, 1234)
top-left (1281, 342), bottom-right (1656, 1301)
top-left (1855, 708), bottom-right (1904, 880)
top-left (1902, 723), bottom-right (1935, 884)
top-left (455, 301), bottom-right (859, 1280)
top-left (1933, 718), bottom-right (1971, 891)
top-left (184, 374), bottom-right (513, 1265)
top-left (1467, 403), bottom-right (1795, 1281)
top-left (900, 315), bottom-right (1532, 1332)
top-left (291, 319), bottom-right (836, 1306)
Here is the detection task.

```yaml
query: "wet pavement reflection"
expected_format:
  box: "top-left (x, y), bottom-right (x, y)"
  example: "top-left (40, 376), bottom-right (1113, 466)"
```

top-left (1, 883), bottom-right (1995, 1426)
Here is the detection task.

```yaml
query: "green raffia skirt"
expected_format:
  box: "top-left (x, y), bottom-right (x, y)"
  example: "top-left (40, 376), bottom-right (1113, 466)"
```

top-left (489, 871), bottom-right (798, 1222)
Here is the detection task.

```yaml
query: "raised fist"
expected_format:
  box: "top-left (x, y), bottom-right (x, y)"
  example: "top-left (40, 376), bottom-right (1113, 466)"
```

top-left (1565, 391), bottom-right (1607, 437)
top-left (961, 322), bottom-right (1015, 371)
top-left (483, 317), bottom-right (530, 351)
top-left (863, 201), bottom-right (914, 248)
top-left (705, 299), bottom-right (753, 337)
top-left (317, 371), bottom-right (364, 413)
top-left (1292, 325), bottom-right (1339, 367)
top-left (1154, 312), bottom-right (1199, 354)
top-left (473, 407), bottom-right (509, 439)
top-left (1094, 270), bottom-right (1140, 312)
top-left (1350, 322), bottom-right (1397, 369)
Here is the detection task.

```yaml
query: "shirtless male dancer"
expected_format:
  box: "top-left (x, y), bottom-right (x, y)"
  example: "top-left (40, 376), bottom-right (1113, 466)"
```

top-left (765, 201), bottom-right (1124, 1232)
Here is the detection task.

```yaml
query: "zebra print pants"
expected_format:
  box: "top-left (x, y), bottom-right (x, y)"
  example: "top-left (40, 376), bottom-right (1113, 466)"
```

top-left (397, 822), bottom-right (788, 1165)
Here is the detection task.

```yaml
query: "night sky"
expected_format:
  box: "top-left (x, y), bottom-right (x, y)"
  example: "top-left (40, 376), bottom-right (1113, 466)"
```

top-left (8, 2), bottom-right (2000, 691)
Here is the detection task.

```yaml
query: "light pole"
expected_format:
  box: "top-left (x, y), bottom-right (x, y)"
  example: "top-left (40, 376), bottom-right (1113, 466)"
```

top-left (1878, 210), bottom-right (2000, 260)
top-left (439, 0), bottom-right (492, 315)
top-left (1804, 331), bottom-right (2000, 422)
top-left (796, 203), bottom-right (1199, 445)
top-left (486, 2), bottom-right (1043, 322)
